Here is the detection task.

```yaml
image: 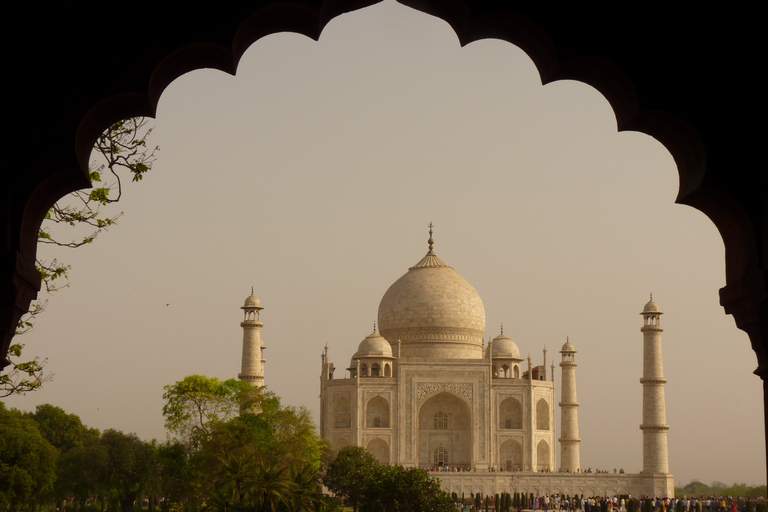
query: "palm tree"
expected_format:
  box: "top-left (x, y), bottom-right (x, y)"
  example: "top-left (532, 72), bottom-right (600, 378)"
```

top-left (216, 453), bottom-right (257, 503)
top-left (252, 461), bottom-right (291, 512)
top-left (281, 465), bottom-right (318, 512)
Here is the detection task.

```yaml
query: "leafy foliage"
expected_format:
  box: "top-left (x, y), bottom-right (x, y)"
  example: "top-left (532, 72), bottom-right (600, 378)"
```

top-left (359, 464), bottom-right (453, 512)
top-left (27, 403), bottom-right (99, 453)
top-left (162, 376), bottom-right (332, 512)
top-left (162, 375), bottom-right (263, 448)
top-left (0, 403), bottom-right (58, 510)
top-left (38, 118), bottom-right (157, 252)
top-left (100, 429), bottom-right (157, 512)
top-left (0, 342), bottom-right (51, 397)
top-left (323, 446), bottom-right (452, 512)
top-left (322, 446), bottom-right (378, 512)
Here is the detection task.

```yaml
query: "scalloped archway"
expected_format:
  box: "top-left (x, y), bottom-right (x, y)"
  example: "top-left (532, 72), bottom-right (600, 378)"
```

top-left (5, 0), bottom-right (766, 479)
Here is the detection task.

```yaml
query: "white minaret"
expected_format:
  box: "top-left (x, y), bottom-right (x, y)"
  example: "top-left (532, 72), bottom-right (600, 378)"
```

top-left (238, 289), bottom-right (265, 385)
top-left (640, 294), bottom-right (670, 474)
top-left (559, 338), bottom-right (581, 472)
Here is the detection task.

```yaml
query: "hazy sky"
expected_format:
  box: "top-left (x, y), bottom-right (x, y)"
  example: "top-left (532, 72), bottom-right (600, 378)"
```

top-left (6, 0), bottom-right (764, 487)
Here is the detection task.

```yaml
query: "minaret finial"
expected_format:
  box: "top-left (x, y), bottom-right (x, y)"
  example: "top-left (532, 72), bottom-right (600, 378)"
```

top-left (500, 323), bottom-right (504, 335)
top-left (650, 292), bottom-right (653, 301)
top-left (373, 321), bottom-right (377, 333)
top-left (427, 222), bottom-right (434, 253)
top-left (251, 286), bottom-right (254, 295)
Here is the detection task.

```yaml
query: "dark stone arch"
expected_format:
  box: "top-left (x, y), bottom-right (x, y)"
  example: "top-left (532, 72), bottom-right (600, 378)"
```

top-left (5, 0), bottom-right (766, 479)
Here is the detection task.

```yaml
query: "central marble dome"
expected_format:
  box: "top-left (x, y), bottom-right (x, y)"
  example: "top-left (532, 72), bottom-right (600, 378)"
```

top-left (377, 231), bottom-right (485, 359)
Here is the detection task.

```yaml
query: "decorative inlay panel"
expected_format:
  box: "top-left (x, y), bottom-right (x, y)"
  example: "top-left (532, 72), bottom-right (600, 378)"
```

top-left (416, 382), bottom-right (473, 405)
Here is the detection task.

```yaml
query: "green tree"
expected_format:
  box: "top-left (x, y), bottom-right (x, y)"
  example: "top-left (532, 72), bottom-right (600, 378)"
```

top-left (359, 465), bottom-right (452, 512)
top-left (155, 440), bottom-right (194, 511)
top-left (163, 377), bottom-right (329, 512)
top-left (162, 375), bottom-right (261, 448)
top-left (252, 461), bottom-right (291, 512)
top-left (322, 446), bottom-right (378, 512)
top-left (55, 439), bottom-right (109, 512)
top-left (100, 429), bottom-right (156, 512)
top-left (28, 403), bottom-right (99, 453)
top-left (24, 404), bottom-right (104, 511)
top-left (0, 403), bottom-right (58, 510)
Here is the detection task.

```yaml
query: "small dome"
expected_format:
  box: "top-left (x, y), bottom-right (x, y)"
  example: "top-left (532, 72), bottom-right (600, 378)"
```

top-left (561, 339), bottom-right (575, 353)
top-left (243, 293), bottom-right (262, 309)
top-left (353, 331), bottom-right (393, 359)
top-left (490, 332), bottom-right (521, 359)
top-left (642, 298), bottom-right (661, 314)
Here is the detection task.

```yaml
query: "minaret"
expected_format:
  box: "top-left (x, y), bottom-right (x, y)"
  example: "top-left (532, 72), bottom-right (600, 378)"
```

top-left (640, 294), bottom-right (670, 474)
top-left (238, 289), bottom-right (265, 384)
top-left (559, 338), bottom-right (581, 472)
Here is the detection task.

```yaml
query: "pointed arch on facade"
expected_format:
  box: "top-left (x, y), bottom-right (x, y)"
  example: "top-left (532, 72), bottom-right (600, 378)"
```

top-left (536, 398), bottom-right (550, 430)
top-left (499, 438), bottom-right (523, 470)
top-left (536, 439), bottom-right (551, 472)
top-left (499, 396), bottom-right (523, 429)
top-left (365, 394), bottom-right (390, 428)
top-left (333, 395), bottom-right (351, 429)
top-left (366, 437), bottom-right (390, 464)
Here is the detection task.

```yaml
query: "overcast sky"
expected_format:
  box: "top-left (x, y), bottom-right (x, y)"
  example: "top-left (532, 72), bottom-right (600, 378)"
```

top-left (6, 0), bottom-right (764, 487)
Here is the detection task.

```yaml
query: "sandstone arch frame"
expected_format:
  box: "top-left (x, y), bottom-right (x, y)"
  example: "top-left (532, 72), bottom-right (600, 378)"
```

top-left (4, 0), bottom-right (766, 480)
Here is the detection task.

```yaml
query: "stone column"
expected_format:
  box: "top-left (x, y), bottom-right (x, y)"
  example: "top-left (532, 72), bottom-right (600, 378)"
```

top-left (239, 292), bottom-right (265, 385)
top-left (640, 296), bottom-right (670, 474)
top-left (559, 339), bottom-right (580, 472)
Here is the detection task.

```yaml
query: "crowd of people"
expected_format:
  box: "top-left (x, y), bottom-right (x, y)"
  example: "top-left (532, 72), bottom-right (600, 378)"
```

top-left (424, 466), bottom-right (626, 474)
top-left (451, 493), bottom-right (764, 512)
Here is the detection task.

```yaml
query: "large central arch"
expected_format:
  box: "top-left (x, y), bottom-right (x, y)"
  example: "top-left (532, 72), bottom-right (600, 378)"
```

top-left (418, 391), bottom-right (472, 467)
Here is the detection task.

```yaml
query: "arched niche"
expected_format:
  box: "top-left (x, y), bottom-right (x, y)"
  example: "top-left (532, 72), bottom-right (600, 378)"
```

top-left (536, 439), bottom-right (550, 472)
top-left (366, 437), bottom-right (390, 464)
top-left (365, 395), bottom-right (390, 428)
top-left (499, 439), bottom-right (523, 470)
top-left (333, 395), bottom-right (351, 429)
top-left (498, 397), bottom-right (523, 429)
top-left (535, 398), bottom-right (549, 430)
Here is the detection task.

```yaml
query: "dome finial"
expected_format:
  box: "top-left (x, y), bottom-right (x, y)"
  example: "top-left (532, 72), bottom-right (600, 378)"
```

top-left (427, 222), bottom-right (435, 253)
top-left (251, 286), bottom-right (254, 295)
top-left (373, 321), bottom-right (377, 333)
top-left (500, 323), bottom-right (504, 335)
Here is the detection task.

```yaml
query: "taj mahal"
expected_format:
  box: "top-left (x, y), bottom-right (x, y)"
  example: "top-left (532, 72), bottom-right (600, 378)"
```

top-left (236, 226), bottom-right (675, 498)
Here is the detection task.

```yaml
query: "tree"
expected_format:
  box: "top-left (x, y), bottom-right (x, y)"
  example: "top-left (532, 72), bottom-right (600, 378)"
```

top-left (55, 439), bottom-right (109, 512)
top-left (162, 376), bottom-right (330, 512)
top-left (155, 440), bottom-right (195, 511)
top-left (24, 404), bottom-right (103, 512)
top-left (0, 403), bottom-right (58, 510)
top-left (284, 464), bottom-right (326, 512)
top-left (162, 375), bottom-right (261, 448)
top-left (322, 446), bottom-right (379, 512)
top-left (100, 429), bottom-right (156, 512)
top-left (3, 117), bottom-right (157, 397)
top-left (27, 403), bottom-right (99, 453)
top-left (358, 465), bottom-right (453, 512)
